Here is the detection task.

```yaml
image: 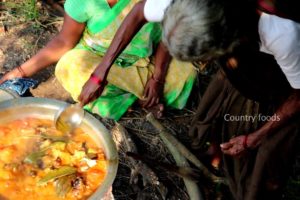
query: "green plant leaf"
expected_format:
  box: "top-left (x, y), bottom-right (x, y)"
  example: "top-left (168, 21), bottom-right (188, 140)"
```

top-left (38, 166), bottom-right (76, 185)
top-left (55, 174), bottom-right (75, 197)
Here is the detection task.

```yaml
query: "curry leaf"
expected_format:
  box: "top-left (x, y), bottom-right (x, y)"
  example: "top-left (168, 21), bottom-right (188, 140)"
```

top-left (55, 174), bottom-right (75, 197)
top-left (24, 150), bottom-right (46, 165)
top-left (38, 166), bottom-right (77, 185)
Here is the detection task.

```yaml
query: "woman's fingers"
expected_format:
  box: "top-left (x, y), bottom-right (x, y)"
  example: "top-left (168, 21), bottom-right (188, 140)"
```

top-left (79, 81), bottom-right (102, 106)
top-left (0, 78), bottom-right (6, 85)
top-left (220, 142), bottom-right (233, 150)
top-left (142, 96), bottom-right (153, 108)
top-left (142, 78), bottom-right (164, 108)
top-left (142, 86), bottom-right (156, 108)
top-left (221, 141), bottom-right (239, 156)
top-left (143, 95), bottom-right (160, 108)
top-left (221, 138), bottom-right (249, 157)
top-left (221, 148), bottom-right (235, 156)
top-left (143, 86), bottom-right (150, 100)
top-left (78, 92), bottom-right (88, 106)
top-left (148, 97), bottom-right (158, 107)
top-left (221, 144), bottom-right (240, 156)
top-left (0, 72), bottom-right (13, 84)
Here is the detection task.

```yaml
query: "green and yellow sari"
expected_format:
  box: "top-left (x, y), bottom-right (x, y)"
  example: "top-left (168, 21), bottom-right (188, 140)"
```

top-left (55, 0), bottom-right (197, 120)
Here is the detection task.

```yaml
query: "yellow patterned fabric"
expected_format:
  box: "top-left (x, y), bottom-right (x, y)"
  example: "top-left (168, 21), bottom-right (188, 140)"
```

top-left (55, 49), bottom-right (197, 120)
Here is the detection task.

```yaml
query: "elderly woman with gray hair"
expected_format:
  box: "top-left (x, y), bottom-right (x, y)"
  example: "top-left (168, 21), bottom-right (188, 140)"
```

top-left (157, 0), bottom-right (300, 200)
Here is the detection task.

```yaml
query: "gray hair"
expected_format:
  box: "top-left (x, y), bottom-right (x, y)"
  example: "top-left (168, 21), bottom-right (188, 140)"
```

top-left (162, 0), bottom-right (239, 61)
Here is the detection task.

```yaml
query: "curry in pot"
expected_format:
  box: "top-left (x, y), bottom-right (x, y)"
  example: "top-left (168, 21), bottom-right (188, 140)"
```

top-left (0, 117), bottom-right (107, 200)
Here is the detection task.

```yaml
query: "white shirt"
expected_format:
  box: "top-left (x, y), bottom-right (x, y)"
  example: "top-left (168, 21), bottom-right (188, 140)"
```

top-left (144, 1), bottom-right (300, 89)
top-left (144, 0), bottom-right (171, 22)
top-left (259, 12), bottom-right (300, 89)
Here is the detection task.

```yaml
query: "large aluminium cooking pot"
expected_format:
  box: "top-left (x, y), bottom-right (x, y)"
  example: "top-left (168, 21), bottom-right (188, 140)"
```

top-left (0, 97), bottom-right (118, 199)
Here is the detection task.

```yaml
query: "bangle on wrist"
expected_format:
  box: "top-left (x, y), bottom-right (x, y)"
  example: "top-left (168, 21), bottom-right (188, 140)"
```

top-left (17, 66), bottom-right (26, 77)
top-left (151, 75), bottom-right (165, 84)
top-left (90, 73), bottom-right (102, 85)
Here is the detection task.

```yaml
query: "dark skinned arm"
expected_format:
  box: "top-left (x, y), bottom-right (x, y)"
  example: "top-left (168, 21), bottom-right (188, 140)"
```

top-left (78, 1), bottom-right (148, 105)
top-left (142, 42), bottom-right (172, 108)
top-left (0, 14), bottom-right (85, 84)
top-left (79, 0), bottom-right (171, 108)
top-left (220, 89), bottom-right (300, 157)
top-left (220, 8), bottom-right (300, 156)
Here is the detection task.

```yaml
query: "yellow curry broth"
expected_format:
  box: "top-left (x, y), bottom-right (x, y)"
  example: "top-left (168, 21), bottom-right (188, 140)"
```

top-left (0, 117), bottom-right (107, 200)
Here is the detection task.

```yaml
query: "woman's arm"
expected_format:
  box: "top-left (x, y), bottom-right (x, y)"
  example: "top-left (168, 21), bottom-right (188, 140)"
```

top-left (0, 13), bottom-right (85, 83)
top-left (142, 42), bottom-right (172, 107)
top-left (248, 89), bottom-right (300, 145)
top-left (220, 89), bottom-right (300, 156)
top-left (78, 1), bottom-right (148, 105)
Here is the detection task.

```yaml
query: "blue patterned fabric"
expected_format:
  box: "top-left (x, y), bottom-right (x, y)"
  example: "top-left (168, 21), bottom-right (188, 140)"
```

top-left (0, 78), bottom-right (38, 96)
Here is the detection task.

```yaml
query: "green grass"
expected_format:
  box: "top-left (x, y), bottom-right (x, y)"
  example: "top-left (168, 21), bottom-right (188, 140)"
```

top-left (4, 0), bottom-right (39, 22)
top-left (24, 0), bottom-right (39, 21)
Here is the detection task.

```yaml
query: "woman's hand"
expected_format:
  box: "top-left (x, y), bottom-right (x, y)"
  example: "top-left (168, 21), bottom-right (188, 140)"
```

top-left (1, 14), bottom-right (85, 86)
top-left (78, 74), bottom-right (107, 106)
top-left (221, 89), bottom-right (300, 158)
top-left (0, 67), bottom-right (24, 84)
top-left (141, 41), bottom-right (170, 108)
top-left (220, 132), bottom-right (262, 157)
top-left (142, 76), bottom-right (164, 108)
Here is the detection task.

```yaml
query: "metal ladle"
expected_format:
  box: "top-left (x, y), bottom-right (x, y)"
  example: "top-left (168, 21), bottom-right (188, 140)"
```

top-left (55, 103), bottom-right (85, 134)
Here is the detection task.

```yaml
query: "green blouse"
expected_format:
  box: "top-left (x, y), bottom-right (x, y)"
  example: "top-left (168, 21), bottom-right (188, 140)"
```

top-left (64, 0), bottom-right (162, 66)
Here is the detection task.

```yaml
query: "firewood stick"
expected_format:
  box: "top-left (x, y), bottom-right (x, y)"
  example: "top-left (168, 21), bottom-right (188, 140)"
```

top-left (146, 113), bottom-right (226, 184)
top-left (146, 113), bottom-right (204, 200)
top-left (111, 123), bottom-right (168, 199)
